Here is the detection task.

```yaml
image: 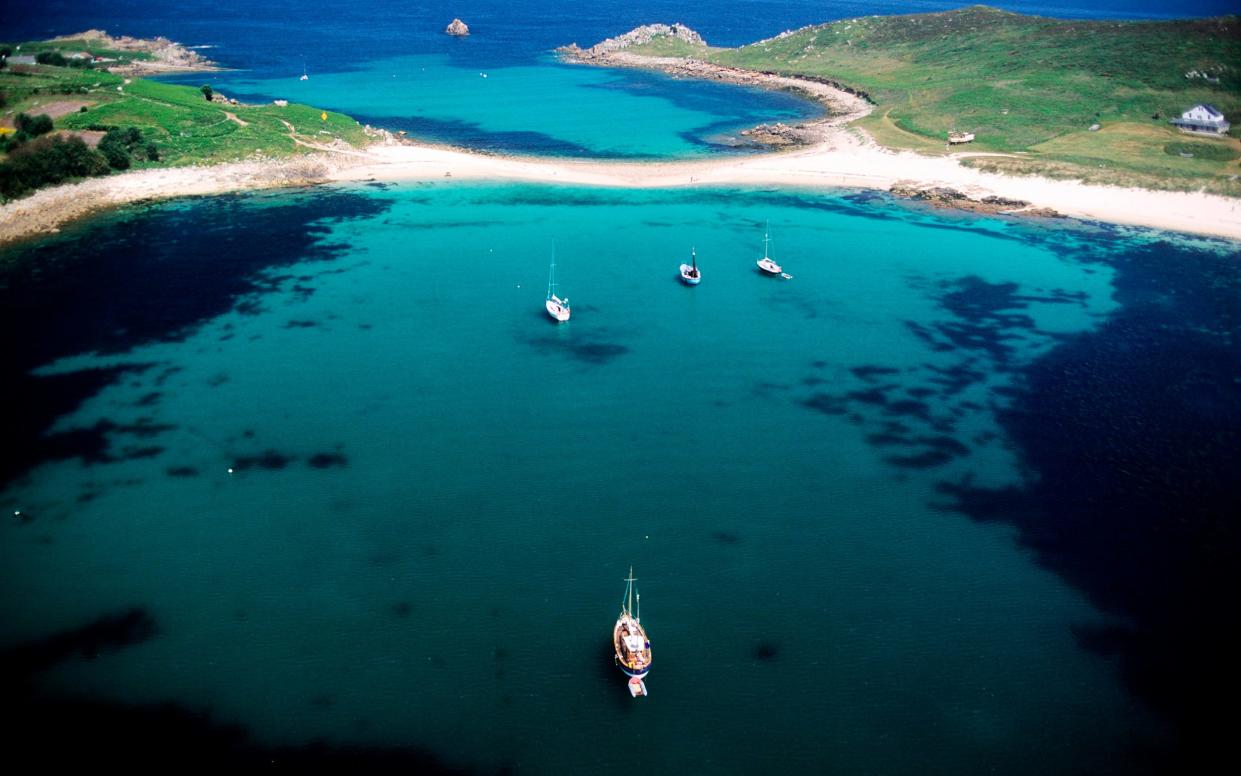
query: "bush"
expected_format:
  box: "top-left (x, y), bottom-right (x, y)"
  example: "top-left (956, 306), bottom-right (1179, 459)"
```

top-left (35, 51), bottom-right (68, 67)
top-left (97, 126), bottom-right (148, 170)
top-left (0, 91), bottom-right (7, 109)
top-left (144, 142), bottom-right (160, 162)
top-left (98, 131), bottom-right (132, 170)
top-left (0, 135), bottom-right (110, 200)
top-left (201, 84), bottom-right (213, 102)
top-left (15, 112), bottom-right (54, 137)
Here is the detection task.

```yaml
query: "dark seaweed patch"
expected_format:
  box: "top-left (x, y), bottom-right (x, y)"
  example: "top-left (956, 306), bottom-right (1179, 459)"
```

top-left (391, 601), bottom-right (413, 618)
top-left (118, 445), bottom-right (165, 461)
top-left (232, 450), bottom-right (295, 471)
top-left (751, 642), bottom-right (780, 662)
top-left (0, 188), bottom-right (392, 488)
top-left (851, 365), bottom-right (901, 382)
top-left (134, 392), bottom-right (162, 407)
top-left (712, 531), bottom-right (742, 545)
top-left (938, 238), bottom-right (1241, 764)
top-left (166, 466), bottom-right (199, 478)
top-left (2, 608), bottom-right (473, 773)
top-left (526, 334), bottom-right (630, 365)
top-left (284, 319), bottom-right (318, 329)
top-left (307, 452), bottom-right (348, 469)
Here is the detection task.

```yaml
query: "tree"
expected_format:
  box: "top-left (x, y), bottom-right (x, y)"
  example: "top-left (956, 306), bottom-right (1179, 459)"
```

top-left (0, 135), bottom-right (109, 201)
top-left (98, 129), bottom-right (132, 170)
top-left (14, 113), bottom-right (54, 137)
top-left (144, 142), bottom-right (160, 162)
top-left (200, 84), bottom-right (213, 102)
top-left (35, 51), bottom-right (68, 67)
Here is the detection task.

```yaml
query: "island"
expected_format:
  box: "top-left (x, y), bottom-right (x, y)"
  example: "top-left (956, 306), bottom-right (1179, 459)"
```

top-left (445, 19), bottom-right (470, 37)
top-left (2, 7), bottom-right (1239, 246)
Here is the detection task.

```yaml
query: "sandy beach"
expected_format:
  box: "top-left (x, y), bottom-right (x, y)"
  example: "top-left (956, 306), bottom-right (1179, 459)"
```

top-left (2, 65), bottom-right (1239, 246)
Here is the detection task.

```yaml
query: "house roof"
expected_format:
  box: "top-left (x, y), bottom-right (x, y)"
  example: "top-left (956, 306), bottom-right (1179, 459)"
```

top-left (1197, 104), bottom-right (1223, 118)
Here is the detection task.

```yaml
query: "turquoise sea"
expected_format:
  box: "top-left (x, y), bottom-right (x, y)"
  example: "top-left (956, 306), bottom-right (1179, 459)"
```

top-left (4, 1), bottom-right (1241, 772)
top-left (8, 180), bottom-right (1237, 772)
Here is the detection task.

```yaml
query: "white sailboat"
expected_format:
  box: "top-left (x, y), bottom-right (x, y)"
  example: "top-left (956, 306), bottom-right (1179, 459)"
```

top-left (756, 224), bottom-right (783, 276)
top-left (545, 248), bottom-right (571, 322)
top-left (679, 247), bottom-right (701, 285)
top-left (299, 62), bottom-right (309, 81)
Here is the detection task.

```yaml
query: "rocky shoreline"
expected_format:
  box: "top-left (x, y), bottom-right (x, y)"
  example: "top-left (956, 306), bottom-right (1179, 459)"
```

top-left (558, 26), bottom-right (872, 149)
top-left (49, 29), bottom-right (218, 74)
top-left (889, 184), bottom-right (1063, 219)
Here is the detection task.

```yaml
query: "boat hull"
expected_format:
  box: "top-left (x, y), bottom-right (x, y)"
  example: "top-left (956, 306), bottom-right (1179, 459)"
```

top-left (613, 612), bottom-right (651, 680)
top-left (679, 264), bottom-right (701, 285)
top-left (545, 297), bottom-right (570, 322)
top-left (757, 258), bottom-right (782, 275)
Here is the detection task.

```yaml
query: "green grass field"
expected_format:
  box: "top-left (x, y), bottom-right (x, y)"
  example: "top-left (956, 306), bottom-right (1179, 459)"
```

top-left (2, 34), bottom-right (369, 175)
top-left (626, 5), bottom-right (1241, 194)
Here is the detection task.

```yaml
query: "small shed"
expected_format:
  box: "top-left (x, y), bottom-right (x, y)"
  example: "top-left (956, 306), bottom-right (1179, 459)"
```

top-left (1171, 104), bottom-right (1230, 135)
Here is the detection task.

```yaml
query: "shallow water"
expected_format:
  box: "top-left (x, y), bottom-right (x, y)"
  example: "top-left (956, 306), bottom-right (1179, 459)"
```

top-left (167, 54), bottom-right (822, 158)
top-left (5, 183), bottom-right (1215, 772)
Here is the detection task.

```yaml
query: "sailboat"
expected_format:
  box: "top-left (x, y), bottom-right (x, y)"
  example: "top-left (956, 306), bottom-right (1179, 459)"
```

top-left (756, 224), bottom-right (783, 276)
top-left (679, 247), bottom-right (701, 285)
top-left (613, 567), bottom-right (652, 698)
top-left (299, 63), bottom-right (309, 81)
top-left (545, 248), bottom-right (571, 322)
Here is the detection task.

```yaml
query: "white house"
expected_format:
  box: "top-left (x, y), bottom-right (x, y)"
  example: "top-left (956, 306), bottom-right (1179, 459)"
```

top-left (1171, 104), bottom-right (1230, 135)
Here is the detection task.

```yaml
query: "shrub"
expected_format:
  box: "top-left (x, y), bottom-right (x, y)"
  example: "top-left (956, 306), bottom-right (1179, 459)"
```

top-left (144, 142), bottom-right (160, 161)
top-left (98, 131), bottom-right (132, 170)
top-left (15, 113), bottom-right (54, 136)
top-left (0, 91), bottom-right (6, 109)
top-left (0, 135), bottom-right (109, 200)
top-left (97, 126), bottom-right (148, 170)
top-left (201, 84), bottom-right (213, 102)
top-left (35, 51), bottom-right (68, 67)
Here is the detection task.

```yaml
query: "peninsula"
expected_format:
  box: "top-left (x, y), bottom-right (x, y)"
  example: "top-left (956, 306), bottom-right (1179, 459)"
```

top-left (3, 7), bottom-right (1240, 246)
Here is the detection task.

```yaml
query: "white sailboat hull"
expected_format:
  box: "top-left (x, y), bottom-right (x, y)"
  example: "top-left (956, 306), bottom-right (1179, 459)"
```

top-left (679, 264), bottom-right (701, 285)
top-left (757, 258), bottom-right (782, 275)
top-left (546, 296), bottom-right (570, 322)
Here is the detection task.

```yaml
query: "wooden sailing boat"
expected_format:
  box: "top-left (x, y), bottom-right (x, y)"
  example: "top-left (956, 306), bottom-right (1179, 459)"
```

top-left (679, 246), bottom-right (701, 285)
top-left (545, 247), bottom-right (571, 322)
top-left (613, 567), bottom-right (652, 697)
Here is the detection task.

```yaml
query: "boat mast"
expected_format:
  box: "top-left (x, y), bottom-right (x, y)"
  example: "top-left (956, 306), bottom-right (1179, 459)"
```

top-left (547, 243), bottom-right (557, 301)
top-left (625, 566), bottom-right (636, 617)
top-left (763, 221), bottom-right (771, 260)
top-left (691, 247), bottom-right (696, 272)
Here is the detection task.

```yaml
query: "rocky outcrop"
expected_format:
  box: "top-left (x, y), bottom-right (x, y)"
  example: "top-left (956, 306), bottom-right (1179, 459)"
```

top-left (445, 19), bottom-right (470, 37)
top-left (559, 23), bottom-right (705, 57)
top-left (740, 123), bottom-right (809, 146)
top-left (50, 29), bottom-right (216, 73)
top-left (889, 184), bottom-right (1063, 218)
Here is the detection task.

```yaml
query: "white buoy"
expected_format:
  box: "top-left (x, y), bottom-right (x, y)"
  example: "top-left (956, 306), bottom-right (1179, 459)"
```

top-left (227, 468), bottom-right (234, 475)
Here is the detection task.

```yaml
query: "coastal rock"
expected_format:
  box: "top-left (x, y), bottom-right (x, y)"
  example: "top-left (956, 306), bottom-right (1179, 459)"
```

top-left (445, 19), bottom-right (470, 37)
top-left (889, 184), bottom-right (1063, 219)
top-left (560, 23), bottom-right (706, 57)
top-left (740, 122), bottom-right (807, 146)
top-left (50, 29), bottom-right (215, 73)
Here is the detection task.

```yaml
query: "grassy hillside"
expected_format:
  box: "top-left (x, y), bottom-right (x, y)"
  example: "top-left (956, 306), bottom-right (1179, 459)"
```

top-left (630, 5), bottom-right (1241, 193)
top-left (0, 65), bottom-right (366, 167)
top-left (1, 35), bottom-right (367, 201)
